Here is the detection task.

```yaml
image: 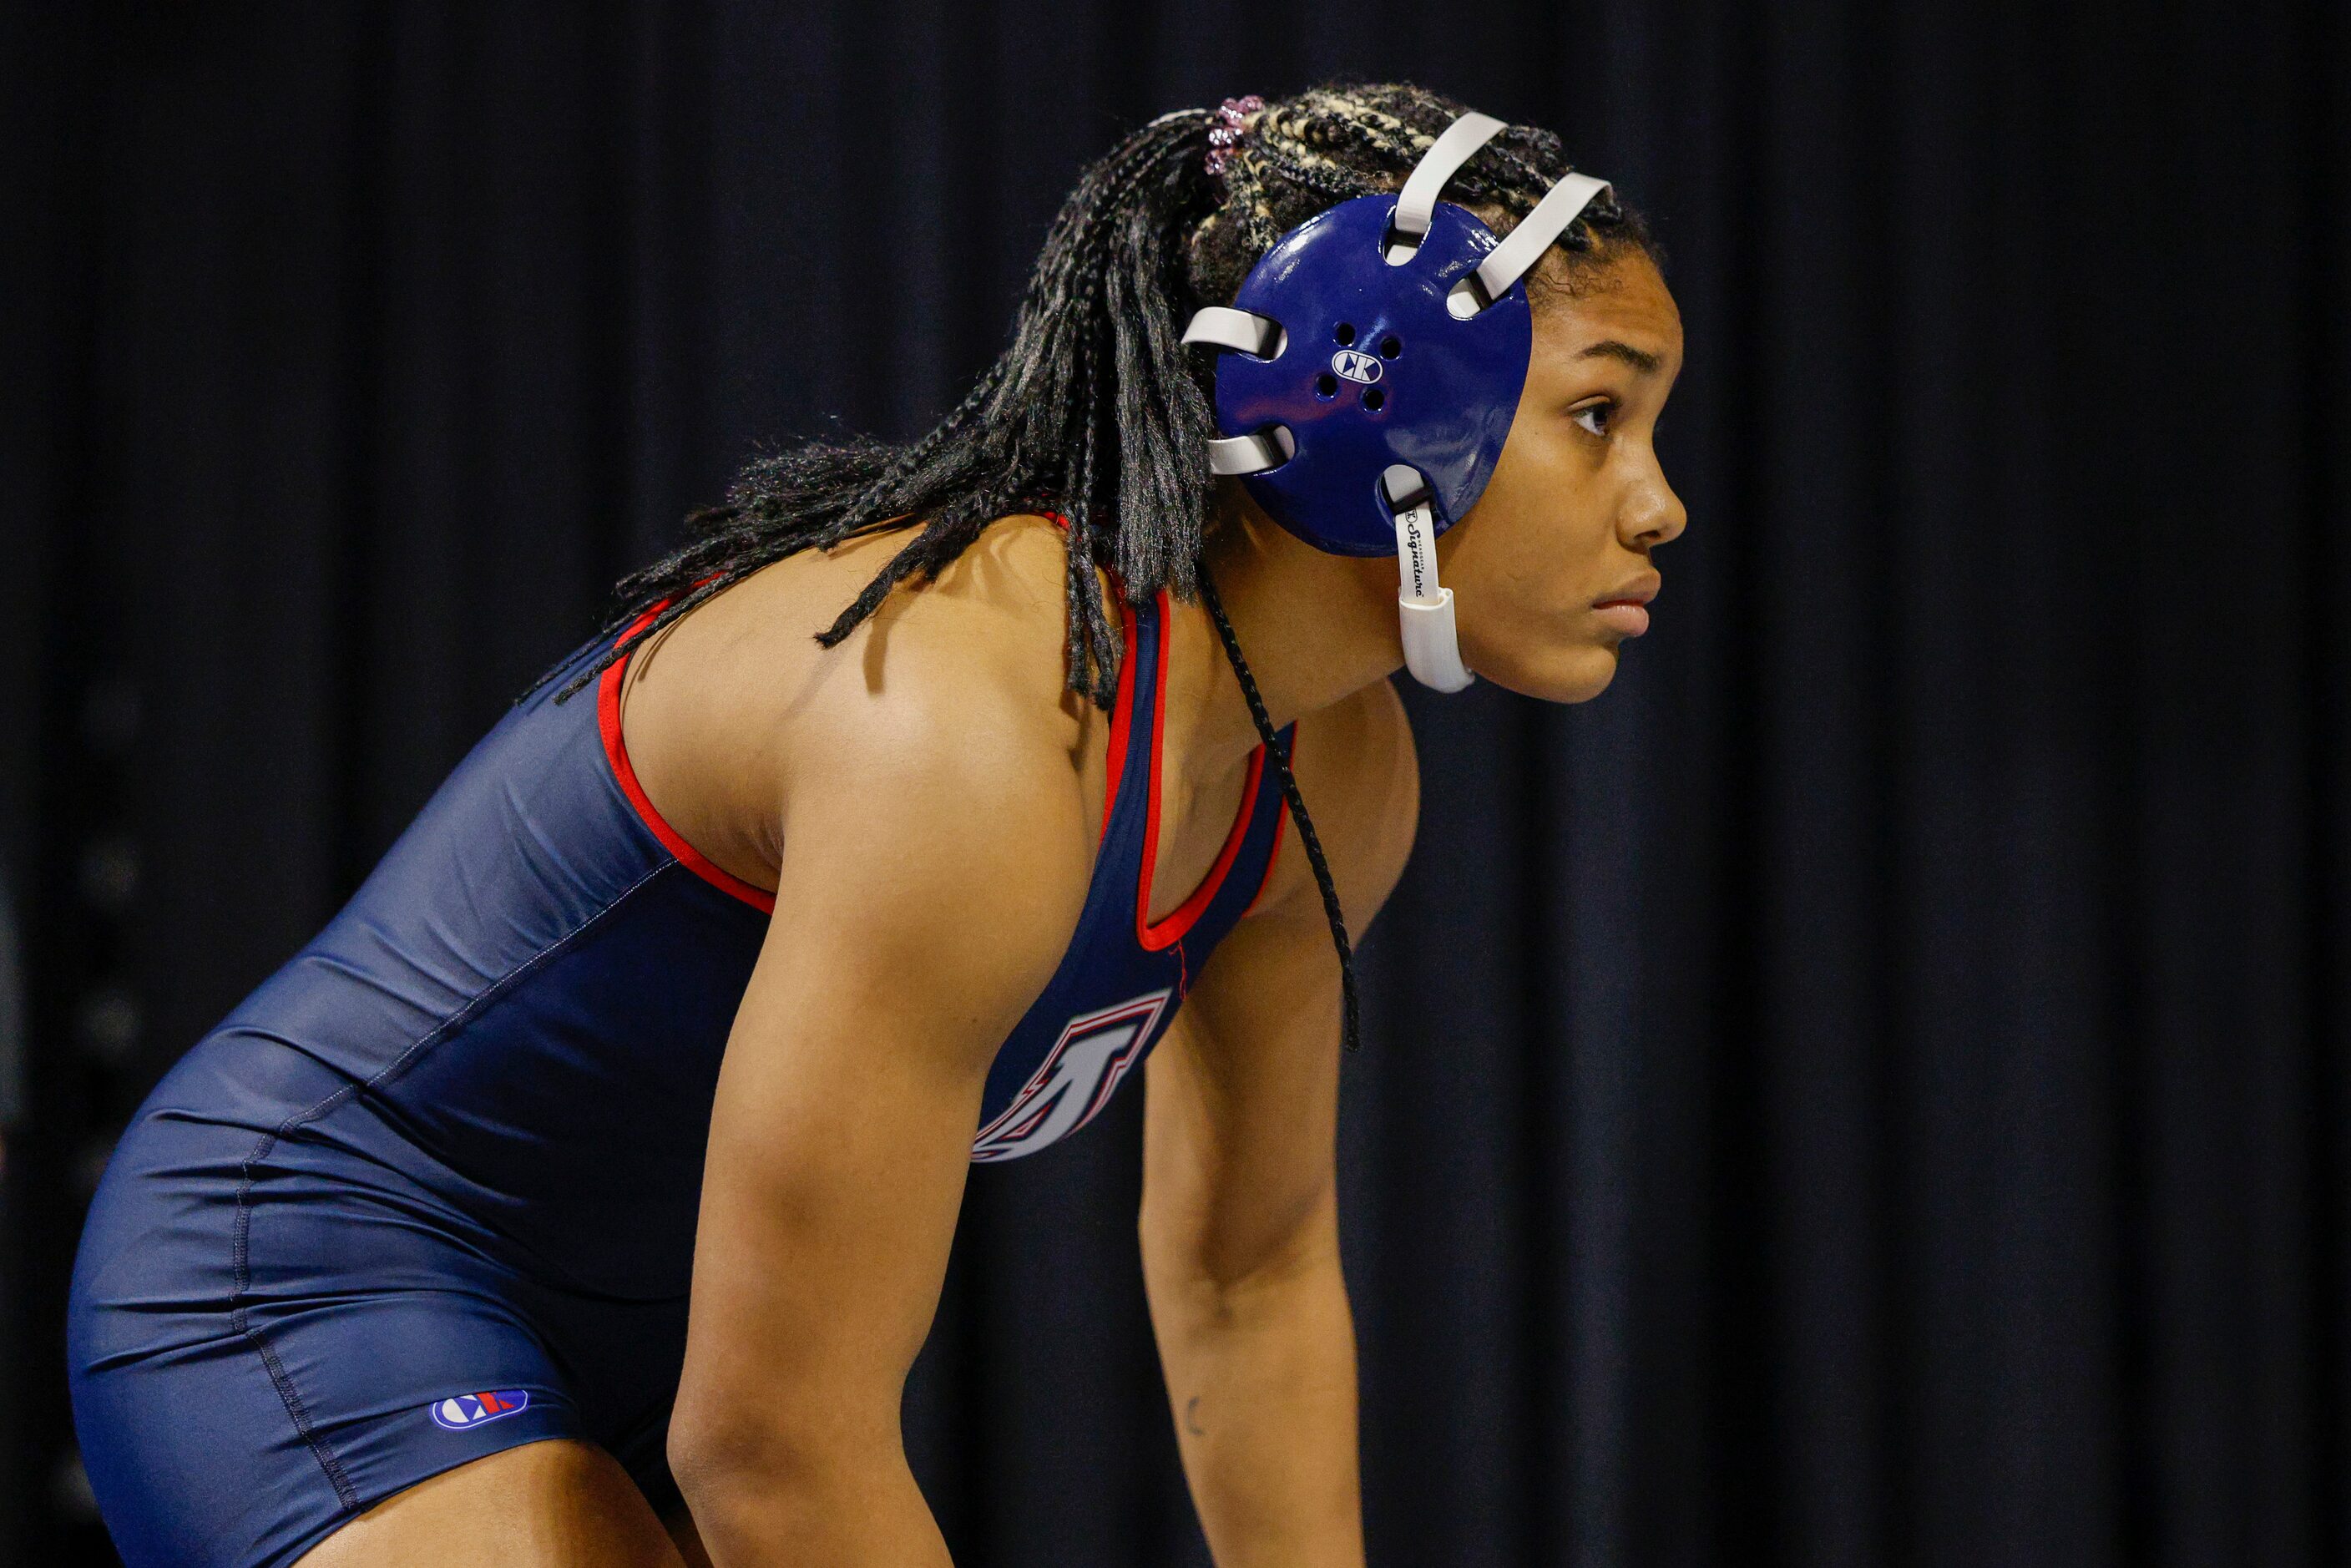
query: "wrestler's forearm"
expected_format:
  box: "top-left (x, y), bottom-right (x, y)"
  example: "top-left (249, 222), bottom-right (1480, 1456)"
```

top-left (1146, 1242), bottom-right (1368, 1568)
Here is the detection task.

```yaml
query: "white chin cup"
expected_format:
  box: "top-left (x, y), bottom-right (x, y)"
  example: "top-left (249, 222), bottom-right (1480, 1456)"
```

top-left (1385, 466), bottom-right (1474, 692)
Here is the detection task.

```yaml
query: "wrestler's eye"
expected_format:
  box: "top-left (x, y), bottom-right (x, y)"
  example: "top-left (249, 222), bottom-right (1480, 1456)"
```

top-left (1573, 401), bottom-right (1613, 438)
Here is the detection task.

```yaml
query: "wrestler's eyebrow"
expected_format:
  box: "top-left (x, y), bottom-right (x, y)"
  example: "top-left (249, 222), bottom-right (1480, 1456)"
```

top-left (1580, 339), bottom-right (1663, 373)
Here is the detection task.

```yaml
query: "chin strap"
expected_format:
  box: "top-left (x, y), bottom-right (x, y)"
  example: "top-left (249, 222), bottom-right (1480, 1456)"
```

top-left (1383, 466), bottom-right (1474, 691)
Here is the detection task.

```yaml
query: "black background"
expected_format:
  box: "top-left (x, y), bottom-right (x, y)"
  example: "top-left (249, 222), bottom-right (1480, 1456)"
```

top-left (3, 3), bottom-right (2346, 1565)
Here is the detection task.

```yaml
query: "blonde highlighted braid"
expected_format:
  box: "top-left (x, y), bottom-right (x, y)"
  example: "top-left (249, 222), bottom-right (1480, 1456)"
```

top-left (1188, 83), bottom-right (1649, 310)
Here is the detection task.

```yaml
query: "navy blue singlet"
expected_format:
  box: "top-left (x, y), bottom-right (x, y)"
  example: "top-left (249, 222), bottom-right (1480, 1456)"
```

top-left (67, 584), bottom-right (1291, 1568)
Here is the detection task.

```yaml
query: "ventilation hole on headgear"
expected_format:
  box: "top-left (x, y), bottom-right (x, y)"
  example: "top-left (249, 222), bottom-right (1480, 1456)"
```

top-left (1315, 373), bottom-right (1340, 399)
top-left (1333, 322), bottom-right (1357, 346)
top-left (1363, 387), bottom-right (1387, 412)
top-left (1379, 336), bottom-right (1402, 359)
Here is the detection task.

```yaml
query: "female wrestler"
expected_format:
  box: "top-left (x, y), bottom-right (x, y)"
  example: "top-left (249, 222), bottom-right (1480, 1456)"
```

top-left (67, 82), bottom-right (1683, 1567)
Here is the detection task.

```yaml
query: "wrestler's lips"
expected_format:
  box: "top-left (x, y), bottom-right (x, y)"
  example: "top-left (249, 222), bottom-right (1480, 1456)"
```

top-left (1593, 572), bottom-right (1660, 637)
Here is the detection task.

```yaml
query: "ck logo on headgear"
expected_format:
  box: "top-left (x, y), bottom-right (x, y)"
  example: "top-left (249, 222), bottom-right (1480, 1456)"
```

top-left (429, 1388), bottom-right (531, 1430)
top-left (1330, 348), bottom-right (1383, 385)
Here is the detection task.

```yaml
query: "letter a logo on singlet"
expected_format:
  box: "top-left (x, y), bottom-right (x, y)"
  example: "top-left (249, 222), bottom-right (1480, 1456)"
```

top-left (970, 989), bottom-right (1173, 1162)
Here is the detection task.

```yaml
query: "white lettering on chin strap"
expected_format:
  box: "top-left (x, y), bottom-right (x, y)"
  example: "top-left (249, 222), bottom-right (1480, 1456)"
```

top-left (1383, 464), bottom-right (1474, 692)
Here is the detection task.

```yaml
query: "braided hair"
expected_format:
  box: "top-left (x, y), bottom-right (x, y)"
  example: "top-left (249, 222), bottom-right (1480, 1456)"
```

top-left (544, 81), bottom-right (1654, 1053)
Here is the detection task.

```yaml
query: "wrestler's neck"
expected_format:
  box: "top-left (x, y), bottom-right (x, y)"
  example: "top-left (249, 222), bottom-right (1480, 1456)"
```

top-left (1155, 484), bottom-right (1409, 775)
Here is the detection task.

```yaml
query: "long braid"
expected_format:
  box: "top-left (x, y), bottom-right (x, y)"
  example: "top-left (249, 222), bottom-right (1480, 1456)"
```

top-left (542, 82), bottom-right (1651, 708)
top-left (1065, 259), bottom-right (1119, 706)
top-left (1196, 564), bottom-right (1363, 1055)
top-left (536, 104), bottom-right (1227, 706)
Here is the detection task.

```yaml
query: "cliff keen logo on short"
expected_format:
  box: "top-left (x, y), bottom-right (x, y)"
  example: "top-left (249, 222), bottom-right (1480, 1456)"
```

top-left (429, 1389), bottom-right (531, 1430)
top-left (1330, 348), bottom-right (1383, 384)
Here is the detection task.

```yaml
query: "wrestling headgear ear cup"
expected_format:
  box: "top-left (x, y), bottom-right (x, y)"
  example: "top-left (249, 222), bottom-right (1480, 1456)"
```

top-left (1183, 113), bottom-right (1613, 691)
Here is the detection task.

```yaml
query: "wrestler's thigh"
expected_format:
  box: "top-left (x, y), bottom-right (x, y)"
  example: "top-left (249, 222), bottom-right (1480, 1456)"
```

top-left (293, 1439), bottom-right (685, 1568)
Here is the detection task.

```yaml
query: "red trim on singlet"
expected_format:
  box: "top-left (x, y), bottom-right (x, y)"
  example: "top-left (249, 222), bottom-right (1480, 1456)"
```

top-left (1137, 588), bottom-right (1268, 953)
top-left (1101, 595), bottom-right (1139, 844)
top-left (1048, 514), bottom-right (1297, 926)
top-left (995, 515), bottom-right (1266, 937)
top-left (598, 601), bottom-right (779, 914)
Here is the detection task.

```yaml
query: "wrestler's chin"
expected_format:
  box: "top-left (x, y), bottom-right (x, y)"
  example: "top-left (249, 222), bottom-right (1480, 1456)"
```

top-left (1462, 631), bottom-right (1625, 706)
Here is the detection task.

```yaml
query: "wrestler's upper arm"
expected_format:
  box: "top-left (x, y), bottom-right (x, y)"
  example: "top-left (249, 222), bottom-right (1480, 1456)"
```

top-left (669, 656), bottom-right (1090, 1483)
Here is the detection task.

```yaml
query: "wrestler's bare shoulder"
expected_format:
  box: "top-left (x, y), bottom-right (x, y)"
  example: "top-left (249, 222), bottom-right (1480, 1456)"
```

top-left (611, 513), bottom-right (1110, 893)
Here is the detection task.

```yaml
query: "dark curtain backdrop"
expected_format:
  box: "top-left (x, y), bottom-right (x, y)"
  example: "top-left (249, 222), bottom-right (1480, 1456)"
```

top-left (3, 3), bottom-right (2346, 1565)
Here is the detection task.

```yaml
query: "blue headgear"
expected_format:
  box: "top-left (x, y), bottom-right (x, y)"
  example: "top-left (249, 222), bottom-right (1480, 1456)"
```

top-left (1182, 114), bottom-right (1613, 691)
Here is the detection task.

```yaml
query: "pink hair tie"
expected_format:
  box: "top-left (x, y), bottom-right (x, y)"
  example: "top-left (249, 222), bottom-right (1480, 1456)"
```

top-left (1205, 94), bottom-right (1264, 177)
